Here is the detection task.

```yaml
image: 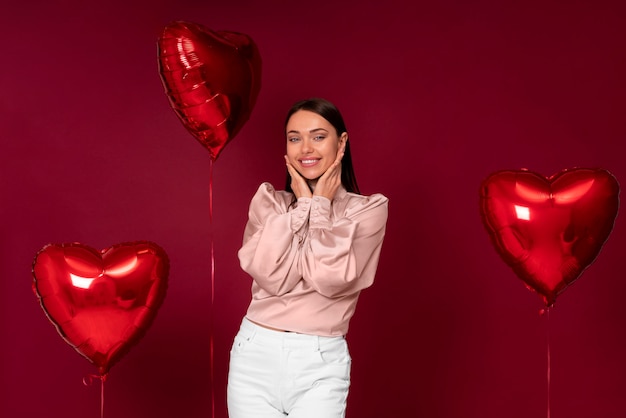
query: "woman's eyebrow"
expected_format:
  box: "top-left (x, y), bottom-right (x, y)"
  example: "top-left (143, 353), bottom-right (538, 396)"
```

top-left (286, 128), bottom-right (329, 134)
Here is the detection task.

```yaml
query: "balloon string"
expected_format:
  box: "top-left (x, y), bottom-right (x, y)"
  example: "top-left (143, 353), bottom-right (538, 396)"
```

top-left (540, 308), bottom-right (551, 418)
top-left (209, 158), bottom-right (215, 418)
top-left (83, 373), bottom-right (107, 418)
top-left (547, 308), bottom-right (551, 418)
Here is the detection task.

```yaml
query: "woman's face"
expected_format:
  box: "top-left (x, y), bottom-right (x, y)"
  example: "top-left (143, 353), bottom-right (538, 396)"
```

top-left (285, 110), bottom-right (347, 181)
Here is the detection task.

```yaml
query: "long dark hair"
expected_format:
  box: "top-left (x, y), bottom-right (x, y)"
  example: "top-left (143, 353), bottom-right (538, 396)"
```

top-left (284, 97), bottom-right (360, 195)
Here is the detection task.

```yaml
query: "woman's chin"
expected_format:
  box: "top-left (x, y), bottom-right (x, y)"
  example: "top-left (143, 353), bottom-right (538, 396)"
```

top-left (296, 169), bottom-right (321, 182)
top-left (306, 177), bottom-right (321, 190)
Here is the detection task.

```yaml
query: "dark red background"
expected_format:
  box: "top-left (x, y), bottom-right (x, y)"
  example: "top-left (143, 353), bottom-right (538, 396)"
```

top-left (2, 1), bottom-right (625, 417)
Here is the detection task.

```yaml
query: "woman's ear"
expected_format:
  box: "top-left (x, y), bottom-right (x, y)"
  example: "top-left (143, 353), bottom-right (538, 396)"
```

top-left (340, 132), bottom-right (348, 150)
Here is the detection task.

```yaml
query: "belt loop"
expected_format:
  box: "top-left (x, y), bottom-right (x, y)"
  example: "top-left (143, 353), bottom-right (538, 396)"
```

top-left (313, 336), bottom-right (321, 352)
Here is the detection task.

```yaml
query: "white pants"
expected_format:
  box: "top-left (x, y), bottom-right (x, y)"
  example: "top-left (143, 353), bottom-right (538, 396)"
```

top-left (227, 317), bottom-right (351, 418)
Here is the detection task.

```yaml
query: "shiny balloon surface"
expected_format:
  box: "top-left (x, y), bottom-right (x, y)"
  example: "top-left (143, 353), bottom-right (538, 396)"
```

top-left (33, 241), bottom-right (169, 375)
top-left (157, 21), bottom-right (262, 160)
top-left (480, 168), bottom-right (619, 306)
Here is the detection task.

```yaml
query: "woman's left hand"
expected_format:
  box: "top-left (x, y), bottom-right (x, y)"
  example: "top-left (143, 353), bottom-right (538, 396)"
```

top-left (313, 145), bottom-right (345, 200)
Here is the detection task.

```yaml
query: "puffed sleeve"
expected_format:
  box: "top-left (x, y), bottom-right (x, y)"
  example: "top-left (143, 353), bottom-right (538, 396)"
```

top-left (238, 183), bottom-right (312, 295)
top-left (299, 193), bottom-right (389, 298)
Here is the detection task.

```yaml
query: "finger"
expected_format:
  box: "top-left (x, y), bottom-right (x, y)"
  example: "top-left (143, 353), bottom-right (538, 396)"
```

top-left (286, 163), bottom-right (301, 181)
top-left (284, 157), bottom-right (297, 175)
top-left (334, 150), bottom-right (345, 166)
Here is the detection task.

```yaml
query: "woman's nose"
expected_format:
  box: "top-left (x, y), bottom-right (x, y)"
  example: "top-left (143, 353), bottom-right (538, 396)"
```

top-left (301, 139), bottom-right (313, 153)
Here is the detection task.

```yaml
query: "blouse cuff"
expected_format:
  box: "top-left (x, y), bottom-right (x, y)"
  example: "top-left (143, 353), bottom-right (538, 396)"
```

top-left (291, 197), bottom-right (312, 232)
top-left (309, 196), bottom-right (332, 229)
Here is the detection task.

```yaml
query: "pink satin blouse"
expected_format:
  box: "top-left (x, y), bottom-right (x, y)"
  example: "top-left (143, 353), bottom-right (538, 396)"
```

top-left (238, 182), bottom-right (388, 336)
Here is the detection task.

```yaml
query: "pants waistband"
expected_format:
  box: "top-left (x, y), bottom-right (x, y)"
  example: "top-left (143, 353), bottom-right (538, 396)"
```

top-left (239, 317), bottom-right (344, 350)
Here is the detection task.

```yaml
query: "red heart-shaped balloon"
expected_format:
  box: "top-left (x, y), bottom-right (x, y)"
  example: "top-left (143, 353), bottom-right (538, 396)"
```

top-left (32, 242), bottom-right (169, 375)
top-left (480, 168), bottom-right (619, 306)
top-left (157, 21), bottom-right (262, 160)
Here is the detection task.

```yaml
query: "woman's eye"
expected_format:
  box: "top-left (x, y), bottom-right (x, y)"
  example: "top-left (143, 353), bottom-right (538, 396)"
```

top-left (314, 136), bottom-right (325, 141)
top-left (288, 137), bottom-right (300, 142)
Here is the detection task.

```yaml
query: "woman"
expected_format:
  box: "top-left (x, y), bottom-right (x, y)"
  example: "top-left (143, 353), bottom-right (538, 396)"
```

top-left (227, 98), bottom-right (388, 418)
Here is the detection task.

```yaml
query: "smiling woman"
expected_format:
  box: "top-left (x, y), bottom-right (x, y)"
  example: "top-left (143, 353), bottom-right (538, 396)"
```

top-left (285, 110), bottom-right (347, 185)
top-left (227, 98), bottom-right (389, 418)
top-left (284, 98), bottom-right (361, 199)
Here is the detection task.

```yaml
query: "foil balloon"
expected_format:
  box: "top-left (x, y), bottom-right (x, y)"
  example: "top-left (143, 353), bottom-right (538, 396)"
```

top-left (157, 21), bottom-right (262, 160)
top-left (32, 241), bottom-right (169, 376)
top-left (480, 168), bottom-right (619, 306)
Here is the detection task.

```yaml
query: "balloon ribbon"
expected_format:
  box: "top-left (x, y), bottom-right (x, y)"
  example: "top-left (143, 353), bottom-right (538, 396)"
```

top-left (209, 158), bottom-right (216, 418)
top-left (540, 308), bottom-right (551, 418)
top-left (83, 373), bottom-right (107, 418)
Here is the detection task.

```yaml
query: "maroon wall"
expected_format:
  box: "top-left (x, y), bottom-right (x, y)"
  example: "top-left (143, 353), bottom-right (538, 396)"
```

top-left (2, 1), bottom-right (626, 417)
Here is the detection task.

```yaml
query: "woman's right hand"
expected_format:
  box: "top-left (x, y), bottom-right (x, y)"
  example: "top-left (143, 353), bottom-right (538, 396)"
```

top-left (285, 155), bottom-right (312, 199)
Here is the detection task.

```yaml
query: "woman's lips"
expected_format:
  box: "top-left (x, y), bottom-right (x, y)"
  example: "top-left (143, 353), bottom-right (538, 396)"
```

top-left (299, 158), bottom-right (320, 168)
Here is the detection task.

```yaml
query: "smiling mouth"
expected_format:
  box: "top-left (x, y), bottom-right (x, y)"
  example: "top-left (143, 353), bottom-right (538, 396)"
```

top-left (299, 159), bottom-right (320, 167)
